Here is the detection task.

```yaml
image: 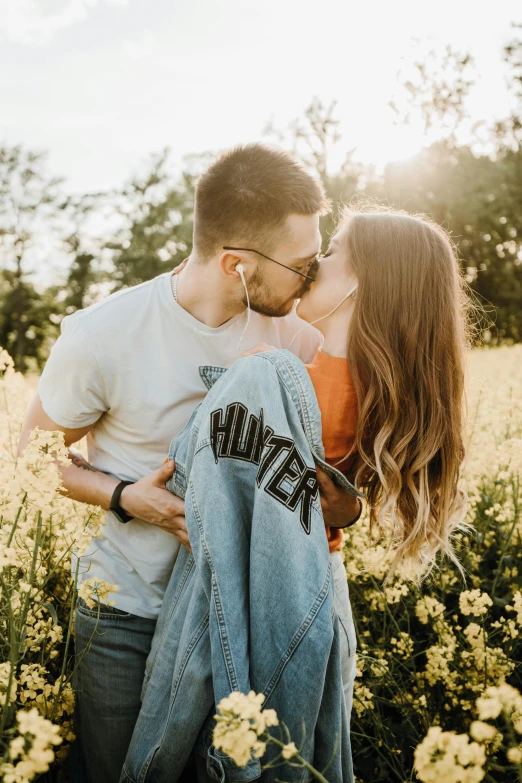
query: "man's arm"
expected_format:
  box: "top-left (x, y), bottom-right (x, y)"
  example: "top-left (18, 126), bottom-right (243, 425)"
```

top-left (18, 393), bottom-right (119, 507)
top-left (18, 394), bottom-right (190, 549)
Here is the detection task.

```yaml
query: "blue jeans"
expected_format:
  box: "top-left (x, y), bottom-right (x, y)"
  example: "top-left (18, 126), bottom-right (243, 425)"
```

top-left (69, 598), bottom-right (157, 783)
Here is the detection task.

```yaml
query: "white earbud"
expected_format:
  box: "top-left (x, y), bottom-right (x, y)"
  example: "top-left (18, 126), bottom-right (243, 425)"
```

top-left (287, 283), bottom-right (358, 351)
top-left (236, 264), bottom-right (251, 352)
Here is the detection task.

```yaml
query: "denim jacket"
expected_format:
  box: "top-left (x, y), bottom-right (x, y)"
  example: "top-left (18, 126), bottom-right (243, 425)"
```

top-left (121, 349), bottom-right (362, 783)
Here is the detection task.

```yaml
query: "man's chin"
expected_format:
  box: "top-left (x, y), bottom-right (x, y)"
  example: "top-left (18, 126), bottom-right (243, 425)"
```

top-left (250, 298), bottom-right (297, 319)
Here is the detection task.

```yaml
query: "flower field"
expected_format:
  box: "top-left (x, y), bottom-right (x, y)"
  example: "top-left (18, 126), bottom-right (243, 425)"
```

top-left (345, 345), bottom-right (522, 782)
top-left (1, 344), bottom-right (521, 782)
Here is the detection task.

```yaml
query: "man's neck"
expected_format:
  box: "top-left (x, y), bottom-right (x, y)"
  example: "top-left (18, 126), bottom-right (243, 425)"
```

top-left (172, 259), bottom-right (245, 328)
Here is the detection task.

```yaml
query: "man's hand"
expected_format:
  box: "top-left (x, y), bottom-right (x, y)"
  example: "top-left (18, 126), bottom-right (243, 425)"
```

top-left (120, 460), bottom-right (190, 551)
top-left (316, 465), bottom-right (362, 529)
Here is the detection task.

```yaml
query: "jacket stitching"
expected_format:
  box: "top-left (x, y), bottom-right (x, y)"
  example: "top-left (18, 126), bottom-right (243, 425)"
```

top-left (168, 612), bottom-right (210, 707)
top-left (143, 556), bottom-right (195, 682)
top-left (257, 351), bottom-right (317, 451)
top-left (264, 561), bottom-right (332, 701)
top-left (191, 482), bottom-right (240, 693)
top-left (137, 613), bottom-right (209, 783)
top-left (337, 612), bottom-right (353, 658)
top-left (212, 573), bottom-right (240, 693)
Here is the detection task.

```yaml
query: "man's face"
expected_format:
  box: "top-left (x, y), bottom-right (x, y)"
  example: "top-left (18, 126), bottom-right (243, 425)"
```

top-left (244, 214), bottom-right (322, 318)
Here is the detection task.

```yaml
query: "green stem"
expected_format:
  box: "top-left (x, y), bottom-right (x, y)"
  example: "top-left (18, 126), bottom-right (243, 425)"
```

top-left (50, 559), bottom-right (80, 723)
top-left (6, 501), bottom-right (25, 547)
top-left (264, 734), bottom-right (331, 783)
top-left (491, 476), bottom-right (519, 599)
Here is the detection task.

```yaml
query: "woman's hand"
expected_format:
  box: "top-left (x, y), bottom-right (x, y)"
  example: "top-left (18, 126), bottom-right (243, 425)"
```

top-left (226, 343), bottom-right (277, 368)
top-left (315, 466), bottom-right (363, 529)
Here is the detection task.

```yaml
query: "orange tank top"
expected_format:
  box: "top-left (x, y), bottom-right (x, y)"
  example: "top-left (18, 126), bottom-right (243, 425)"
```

top-left (306, 350), bottom-right (358, 553)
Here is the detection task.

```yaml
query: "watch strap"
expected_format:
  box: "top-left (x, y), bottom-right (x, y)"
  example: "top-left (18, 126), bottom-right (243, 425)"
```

top-left (110, 480), bottom-right (135, 524)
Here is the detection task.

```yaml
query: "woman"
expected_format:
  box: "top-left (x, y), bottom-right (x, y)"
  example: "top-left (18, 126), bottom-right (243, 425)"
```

top-left (123, 205), bottom-right (471, 783)
top-left (297, 204), bottom-right (470, 583)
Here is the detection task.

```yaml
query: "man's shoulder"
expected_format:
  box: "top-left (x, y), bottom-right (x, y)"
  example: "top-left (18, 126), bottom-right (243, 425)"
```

top-left (62, 274), bottom-right (167, 335)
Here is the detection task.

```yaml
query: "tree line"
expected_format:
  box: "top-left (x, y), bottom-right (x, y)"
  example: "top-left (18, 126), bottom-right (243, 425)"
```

top-left (1, 28), bottom-right (522, 372)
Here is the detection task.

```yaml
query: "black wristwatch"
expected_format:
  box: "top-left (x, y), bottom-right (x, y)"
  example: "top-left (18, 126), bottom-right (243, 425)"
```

top-left (110, 480), bottom-right (135, 524)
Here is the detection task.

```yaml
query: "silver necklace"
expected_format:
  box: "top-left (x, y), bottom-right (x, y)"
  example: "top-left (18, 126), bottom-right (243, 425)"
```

top-left (172, 271), bottom-right (179, 303)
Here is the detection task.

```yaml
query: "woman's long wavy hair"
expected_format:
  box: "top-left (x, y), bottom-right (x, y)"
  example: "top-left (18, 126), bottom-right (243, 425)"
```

top-left (341, 205), bottom-right (473, 583)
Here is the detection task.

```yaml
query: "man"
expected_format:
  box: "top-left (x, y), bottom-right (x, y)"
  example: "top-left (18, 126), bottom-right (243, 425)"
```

top-left (18, 143), bottom-right (361, 783)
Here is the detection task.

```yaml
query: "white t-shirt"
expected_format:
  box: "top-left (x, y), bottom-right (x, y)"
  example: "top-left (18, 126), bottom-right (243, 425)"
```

top-left (38, 271), bottom-right (321, 618)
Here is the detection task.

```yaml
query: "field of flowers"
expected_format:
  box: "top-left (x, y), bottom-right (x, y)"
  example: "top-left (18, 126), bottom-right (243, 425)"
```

top-left (0, 344), bottom-right (521, 782)
top-left (346, 345), bottom-right (522, 782)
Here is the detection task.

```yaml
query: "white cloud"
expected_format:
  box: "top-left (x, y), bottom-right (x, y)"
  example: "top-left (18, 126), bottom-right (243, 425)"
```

top-left (122, 30), bottom-right (155, 59)
top-left (0, 0), bottom-right (127, 44)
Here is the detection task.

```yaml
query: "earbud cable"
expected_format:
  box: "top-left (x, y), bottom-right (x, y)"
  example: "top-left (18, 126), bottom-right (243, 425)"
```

top-left (237, 265), bottom-right (251, 352)
top-left (287, 283), bottom-right (358, 352)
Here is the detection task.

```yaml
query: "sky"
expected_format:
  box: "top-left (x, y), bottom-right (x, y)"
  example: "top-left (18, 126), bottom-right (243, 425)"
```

top-left (1, 0), bottom-right (521, 195)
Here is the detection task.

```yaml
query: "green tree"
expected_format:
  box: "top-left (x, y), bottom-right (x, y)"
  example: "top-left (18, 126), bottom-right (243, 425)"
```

top-left (0, 146), bottom-right (63, 371)
top-left (389, 44), bottom-right (476, 140)
top-left (381, 142), bottom-right (522, 341)
top-left (265, 98), bottom-right (368, 243)
top-left (384, 40), bottom-right (522, 342)
top-left (107, 149), bottom-right (201, 290)
top-left (60, 191), bottom-right (109, 313)
top-left (494, 23), bottom-right (522, 151)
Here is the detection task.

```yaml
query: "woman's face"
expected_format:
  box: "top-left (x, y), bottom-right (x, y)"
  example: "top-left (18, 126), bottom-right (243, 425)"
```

top-left (296, 228), bottom-right (357, 324)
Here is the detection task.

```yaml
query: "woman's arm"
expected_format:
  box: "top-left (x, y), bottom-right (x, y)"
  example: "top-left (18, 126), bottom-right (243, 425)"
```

top-left (316, 466), bottom-right (363, 528)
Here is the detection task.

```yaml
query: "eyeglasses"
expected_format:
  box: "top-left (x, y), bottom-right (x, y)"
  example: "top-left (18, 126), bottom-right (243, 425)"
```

top-left (222, 246), bottom-right (321, 281)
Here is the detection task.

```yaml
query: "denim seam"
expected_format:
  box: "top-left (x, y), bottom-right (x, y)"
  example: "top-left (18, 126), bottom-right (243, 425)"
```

top-left (258, 351), bottom-right (318, 451)
top-left (166, 460), bottom-right (187, 498)
top-left (76, 606), bottom-right (132, 621)
top-left (264, 562), bottom-right (332, 701)
top-left (191, 481), bottom-right (239, 693)
top-left (168, 612), bottom-right (210, 708)
top-left (337, 612), bottom-right (353, 658)
top-left (143, 556), bottom-right (195, 679)
top-left (211, 572), bottom-right (239, 693)
top-left (278, 353), bottom-right (314, 439)
top-left (142, 613), bottom-right (211, 783)
top-left (283, 354), bottom-right (323, 457)
top-left (136, 742), bottom-right (160, 783)
top-left (194, 437), bottom-right (211, 456)
top-left (170, 463), bottom-right (187, 479)
top-left (199, 364), bottom-right (227, 390)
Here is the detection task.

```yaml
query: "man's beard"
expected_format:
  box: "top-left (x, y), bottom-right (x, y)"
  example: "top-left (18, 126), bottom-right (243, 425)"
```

top-left (241, 271), bottom-right (310, 318)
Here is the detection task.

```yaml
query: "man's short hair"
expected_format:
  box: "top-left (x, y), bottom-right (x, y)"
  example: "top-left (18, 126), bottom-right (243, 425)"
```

top-left (193, 143), bottom-right (331, 259)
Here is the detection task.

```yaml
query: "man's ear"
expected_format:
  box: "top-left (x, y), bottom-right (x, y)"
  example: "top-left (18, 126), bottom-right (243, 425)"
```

top-left (219, 250), bottom-right (247, 281)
